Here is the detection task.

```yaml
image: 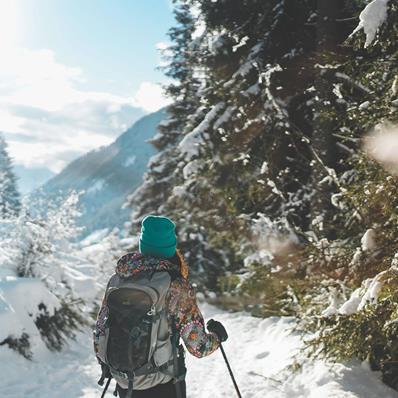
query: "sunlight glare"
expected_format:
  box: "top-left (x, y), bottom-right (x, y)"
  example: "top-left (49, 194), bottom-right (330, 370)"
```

top-left (0, 0), bottom-right (19, 50)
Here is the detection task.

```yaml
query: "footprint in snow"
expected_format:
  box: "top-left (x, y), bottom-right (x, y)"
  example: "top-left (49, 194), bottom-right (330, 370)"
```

top-left (255, 351), bottom-right (269, 359)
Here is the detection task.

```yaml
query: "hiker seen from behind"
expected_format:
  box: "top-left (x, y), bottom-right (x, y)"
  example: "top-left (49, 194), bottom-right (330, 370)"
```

top-left (93, 215), bottom-right (228, 398)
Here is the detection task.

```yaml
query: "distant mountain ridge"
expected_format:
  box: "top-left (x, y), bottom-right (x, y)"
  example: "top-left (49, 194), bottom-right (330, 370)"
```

top-left (39, 109), bottom-right (166, 237)
top-left (14, 165), bottom-right (55, 195)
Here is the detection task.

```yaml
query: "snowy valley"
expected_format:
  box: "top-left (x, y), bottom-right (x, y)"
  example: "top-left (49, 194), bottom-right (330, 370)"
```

top-left (35, 109), bottom-right (167, 238)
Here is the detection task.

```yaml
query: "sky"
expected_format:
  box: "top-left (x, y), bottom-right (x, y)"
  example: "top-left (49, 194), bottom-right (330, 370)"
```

top-left (0, 0), bottom-right (175, 174)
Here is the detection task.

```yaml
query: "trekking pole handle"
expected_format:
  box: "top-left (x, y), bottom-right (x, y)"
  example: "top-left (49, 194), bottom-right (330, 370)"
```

top-left (219, 342), bottom-right (243, 398)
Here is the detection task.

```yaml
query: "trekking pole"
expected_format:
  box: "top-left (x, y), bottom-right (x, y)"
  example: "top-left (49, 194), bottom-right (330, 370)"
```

top-left (219, 343), bottom-right (243, 398)
top-left (100, 377), bottom-right (111, 398)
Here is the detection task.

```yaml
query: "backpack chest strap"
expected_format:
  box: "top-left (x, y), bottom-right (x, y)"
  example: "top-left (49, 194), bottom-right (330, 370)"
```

top-left (111, 358), bottom-right (174, 380)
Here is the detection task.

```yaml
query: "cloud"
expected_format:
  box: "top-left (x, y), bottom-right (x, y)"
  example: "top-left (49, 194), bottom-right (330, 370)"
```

top-left (0, 47), bottom-right (172, 173)
top-left (132, 81), bottom-right (172, 113)
top-left (1, 99), bottom-right (144, 172)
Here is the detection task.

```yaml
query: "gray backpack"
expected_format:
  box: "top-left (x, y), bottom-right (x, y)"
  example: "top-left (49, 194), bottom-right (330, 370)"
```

top-left (95, 270), bottom-right (185, 396)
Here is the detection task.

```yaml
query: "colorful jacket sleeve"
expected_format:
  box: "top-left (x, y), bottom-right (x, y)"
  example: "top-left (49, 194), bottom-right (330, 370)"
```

top-left (166, 278), bottom-right (220, 358)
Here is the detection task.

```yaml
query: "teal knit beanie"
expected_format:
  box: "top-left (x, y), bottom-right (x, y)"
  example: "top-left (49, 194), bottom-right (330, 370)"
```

top-left (139, 215), bottom-right (177, 258)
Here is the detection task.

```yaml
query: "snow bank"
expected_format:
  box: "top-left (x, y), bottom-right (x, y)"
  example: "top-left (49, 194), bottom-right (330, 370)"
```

top-left (0, 277), bottom-right (60, 358)
top-left (351, 0), bottom-right (390, 48)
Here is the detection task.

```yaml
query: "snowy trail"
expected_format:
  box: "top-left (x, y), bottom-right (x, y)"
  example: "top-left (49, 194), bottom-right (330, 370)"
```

top-left (2, 303), bottom-right (398, 398)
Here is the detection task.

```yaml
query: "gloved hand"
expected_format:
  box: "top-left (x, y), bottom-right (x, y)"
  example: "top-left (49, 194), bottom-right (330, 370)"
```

top-left (97, 361), bottom-right (112, 385)
top-left (207, 319), bottom-right (228, 342)
top-left (101, 362), bottom-right (112, 378)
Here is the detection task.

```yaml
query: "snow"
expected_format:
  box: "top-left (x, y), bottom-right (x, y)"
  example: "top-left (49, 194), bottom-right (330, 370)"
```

top-left (79, 228), bottom-right (110, 247)
top-left (358, 277), bottom-right (384, 309)
top-left (351, 0), bottom-right (390, 48)
top-left (244, 250), bottom-right (273, 267)
top-left (335, 269), bottom-right (390, 316)
top-left (232, 35), bottom-right (249, 53)
top-left (172, 185), bottom-right (187, 198)
top-left (350, 248), bottom-right (362, 265)
top-left (158, 118), bottom-right (177, 128)
top-left (223, 42), bottom-right (263, 88)
top-left (260, 161), bottom-right (269, 174)
top-left (213, 105), bottom-right (236, 130)
top-left (179, 103), bottom-right (225, 160)
top-left (358, 101), bottom-right (370, 110)
top-left (183, 160), bottom-right (203, 179)
top-left (243, 83), bottom-right (261, 97)
top-left (338, 287), bottom-right (363, 315)
top-left (209, 30), bottom-right (228, 55)
top-left (3, 303), bottom-right (398, 398)
top-left (86, 179), bottom-right (105, 194)
top-left (0, 277), bottom-right (60, 358)
top-left (322, 289), bottom-right (340, 317)
top-left (123, 155), bottom-right (136, 167)
top-left (361, 228), bottom-right (377, 251)
top-left (392, 76), bottom-right (398, 95)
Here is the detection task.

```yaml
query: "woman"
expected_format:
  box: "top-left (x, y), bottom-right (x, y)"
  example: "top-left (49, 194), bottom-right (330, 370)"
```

top-left (94, 215), bottom-right (228, 398)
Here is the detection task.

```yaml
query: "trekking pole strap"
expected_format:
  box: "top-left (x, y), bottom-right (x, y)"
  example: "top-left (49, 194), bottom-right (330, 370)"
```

top-left (220, 343), bottom-right (243, 398)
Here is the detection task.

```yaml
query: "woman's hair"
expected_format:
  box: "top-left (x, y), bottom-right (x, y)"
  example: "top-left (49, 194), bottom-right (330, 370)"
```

top-left (170, 249), bottom-right (189, 279)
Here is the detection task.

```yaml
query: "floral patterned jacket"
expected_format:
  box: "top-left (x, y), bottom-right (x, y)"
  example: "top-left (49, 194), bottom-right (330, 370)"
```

top-left (94, 252), bottom-right (220, 359)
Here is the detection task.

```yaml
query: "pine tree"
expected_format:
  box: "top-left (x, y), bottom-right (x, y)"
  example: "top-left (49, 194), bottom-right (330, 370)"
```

top-left (128, 2), bottom-right (199, 219)
top-left (127, 0), bottom-right (396, 295)
top-left (0, 135), bottom-right (21, 218)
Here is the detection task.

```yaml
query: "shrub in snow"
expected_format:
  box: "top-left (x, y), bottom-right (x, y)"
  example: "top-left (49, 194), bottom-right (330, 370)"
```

top-left (0, 192), bottom-right (95, 358)
top-left (305, 267), bottom-right (398, 389)
top-left (34, 301), bottom-right (85, 352)
top-left (0, 333), bottom-right (31, 359)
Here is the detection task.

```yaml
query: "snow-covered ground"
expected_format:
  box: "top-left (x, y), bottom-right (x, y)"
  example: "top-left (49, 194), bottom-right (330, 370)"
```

top-left (2, 303), bottom-right (397, 398)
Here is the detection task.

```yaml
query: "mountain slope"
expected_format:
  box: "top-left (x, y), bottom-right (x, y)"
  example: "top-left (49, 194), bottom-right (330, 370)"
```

top-left (40, 109), bottom-right (166, 236)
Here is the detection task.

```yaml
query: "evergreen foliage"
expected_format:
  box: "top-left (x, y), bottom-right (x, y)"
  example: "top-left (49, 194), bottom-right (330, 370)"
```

top-left (127, 0), bottom-right (398, 387)
top-left (0, 333), bottom-right (32, 360)
top-left (0, 135), bottom-right (21, 218)
top-left (0, 191), bottom-right (89, 357)
top-left (34, 301), bottom-right (86, 352)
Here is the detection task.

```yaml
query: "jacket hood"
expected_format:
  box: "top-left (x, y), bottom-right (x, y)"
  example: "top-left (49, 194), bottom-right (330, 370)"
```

top-left (115, 251), bottom-right (179, 278)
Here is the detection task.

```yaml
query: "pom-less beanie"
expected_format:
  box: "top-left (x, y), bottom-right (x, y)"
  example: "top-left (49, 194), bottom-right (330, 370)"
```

top-left (139, 215), bottom-right (177, 258)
